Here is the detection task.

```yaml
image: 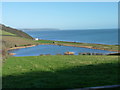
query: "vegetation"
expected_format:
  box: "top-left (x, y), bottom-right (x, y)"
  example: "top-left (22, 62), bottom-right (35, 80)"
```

top-left (0, 30), bottom-right (15, 36)
top-left (1, 24), bottom-right (33, 39)
top-left (3, 55), bottom-right (119, 88)
top-left (1, 24), bottom-right (38, 59)
top-left (2, 36), bottom-right (38, 48)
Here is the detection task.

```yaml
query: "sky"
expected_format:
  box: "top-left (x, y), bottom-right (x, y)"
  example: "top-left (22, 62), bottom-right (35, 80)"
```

top-left (2, 2), bottom-right (118, 30)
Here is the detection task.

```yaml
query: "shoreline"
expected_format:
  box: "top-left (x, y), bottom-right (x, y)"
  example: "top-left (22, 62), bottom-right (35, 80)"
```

top-left (38, 39), bottom-right (118, 46)
top-left (37, 39), bottom-right (119, 52)
top-left (8, 45), bottom-right (37, 50)
top-left (8, 42), bottom-right (119, 52)
top-left (50, 44), bottom-right (118, 52)
top-left (40, 43), bottom-right (119, 52)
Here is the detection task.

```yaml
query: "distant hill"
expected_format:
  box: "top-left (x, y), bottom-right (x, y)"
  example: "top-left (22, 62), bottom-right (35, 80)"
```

top-left (1, 24), bottom-right (33, 39)
top-left (21, 28), bottom-right (60, 31)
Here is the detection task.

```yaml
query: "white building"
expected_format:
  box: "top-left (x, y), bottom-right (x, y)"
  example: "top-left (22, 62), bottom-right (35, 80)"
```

top-left (34, 38), bottom-right (39, 41)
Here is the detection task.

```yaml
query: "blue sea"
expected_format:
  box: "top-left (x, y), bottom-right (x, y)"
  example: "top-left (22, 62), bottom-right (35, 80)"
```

top-left (24, 29), bottom-right (118, 45)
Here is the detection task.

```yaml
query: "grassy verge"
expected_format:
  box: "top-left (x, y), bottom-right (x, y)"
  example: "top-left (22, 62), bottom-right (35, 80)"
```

top-left (2, 55), bottom-right (119, 88)
top-left (36, 39), bottom-right (119, 52)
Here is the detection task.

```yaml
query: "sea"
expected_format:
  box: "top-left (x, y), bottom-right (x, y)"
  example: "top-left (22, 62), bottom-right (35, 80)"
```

top-left (23, 29), bottom-right (118, 45)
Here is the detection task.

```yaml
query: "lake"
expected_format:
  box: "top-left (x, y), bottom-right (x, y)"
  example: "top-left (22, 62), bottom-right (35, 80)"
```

top-left (23, 29), bottom-right (118, 45)
top-left (8, 45), bottom-right (116, 57)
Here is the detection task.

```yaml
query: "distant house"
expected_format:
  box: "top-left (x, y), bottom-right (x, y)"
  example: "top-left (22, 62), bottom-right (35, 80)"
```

top-left (34, 38), bottom-right (39, 41)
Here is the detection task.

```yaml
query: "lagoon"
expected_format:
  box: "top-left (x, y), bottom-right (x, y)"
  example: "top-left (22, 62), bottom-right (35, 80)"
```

top-left (8, 45), bottom-right (116, 56)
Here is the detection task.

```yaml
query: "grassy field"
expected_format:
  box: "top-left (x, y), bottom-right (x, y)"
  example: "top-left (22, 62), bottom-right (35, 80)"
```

top-left (2, 55), bottom-right (119, 88)
top-left (2, 36), bottom-right (39, 48)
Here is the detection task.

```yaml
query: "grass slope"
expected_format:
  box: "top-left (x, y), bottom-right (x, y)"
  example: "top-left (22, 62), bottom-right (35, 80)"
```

top-left (3, 36), bottom-right (39, 48)
top-left (0, 30), bottom-right (15, 36)
top-left (1, 25), bottom-right (38, 59)
top-left (1, 24), bottom-right (33, 39)
top-left (3, 55), bottom-right (119, 88)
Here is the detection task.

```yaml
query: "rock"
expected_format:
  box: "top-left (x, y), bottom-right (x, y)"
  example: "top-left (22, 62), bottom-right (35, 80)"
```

top-left (95, 53), bottom-right (103, 55)
top-left (79, 53), bottom-right (86, 55)
top-left (91, 53), bottom-right (96, 55)
top-left (91, 53), bottom-right (103, 55)
top-left (79, 53), bottom-right (83, 55)
top-left (86, 52), bottom-right (91, 55)
top-left (39, 54), bottom-right (45, 56)
top-left (79, 52), bottom-right (92, 55)
top-left (64, 52), bottom-right (74, 55)
top-left (8, 53), bottom-right (16, 55)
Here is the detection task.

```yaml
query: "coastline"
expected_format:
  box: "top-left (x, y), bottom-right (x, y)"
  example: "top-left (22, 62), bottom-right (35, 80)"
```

top-left (37, 39), bottom-right (119, 52)
top-left (50, 43), bottom-right (119, 52)
top-left (8, 45), bottom-right (37, 50)
top-left (7, 40), bottom-right (119, 52)
top-left (42, 43), bottom-right (119, 52)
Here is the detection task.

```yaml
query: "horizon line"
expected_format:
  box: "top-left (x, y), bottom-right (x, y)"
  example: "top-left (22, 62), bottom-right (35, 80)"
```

top-left (1, 0), bottom-right (119, 2)
top-left (18, 28), bottom-right (118, 31)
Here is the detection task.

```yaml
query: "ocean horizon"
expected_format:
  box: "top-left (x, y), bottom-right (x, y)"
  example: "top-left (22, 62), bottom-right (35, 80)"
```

top-left (23, 29), bottom-right (118, 45)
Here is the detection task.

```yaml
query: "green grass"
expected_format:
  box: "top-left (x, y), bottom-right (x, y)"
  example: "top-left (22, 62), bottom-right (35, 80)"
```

top-left (36, 39), bottom-right (55, 43)
top-left (2, 36), bottom-right (39, 48)
top-left (2, 55), bottom-right (119, 88)
top-left (0, 30), bottom-right (15, 36)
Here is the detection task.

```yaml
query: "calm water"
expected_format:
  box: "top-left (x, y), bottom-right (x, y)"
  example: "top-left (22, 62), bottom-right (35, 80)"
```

top-left (24, 29), bottom-right (118, 45)
top-left (8, 45), bottom-right (116, 56)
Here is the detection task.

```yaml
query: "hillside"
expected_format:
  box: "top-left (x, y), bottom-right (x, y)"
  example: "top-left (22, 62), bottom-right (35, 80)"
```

top-left (0, 30), bottom-right (15, 36)
top-left (1, 24), bottom-right (33, 39)
top-left (1, 24), bottom-right (39, 59)
top-left (1, 24), bottom-right (39, 48)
